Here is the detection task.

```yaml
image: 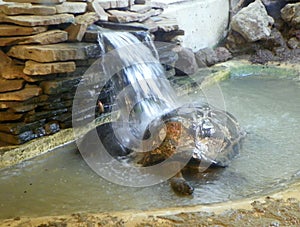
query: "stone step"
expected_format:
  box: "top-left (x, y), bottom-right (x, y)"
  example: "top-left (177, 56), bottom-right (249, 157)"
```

top-left (0, 86), bottom-right (42, 101)
top-left (0, 12), bottom-right (74, 26)
top-left (0, 3), bottom-right (56, 15)
top-left (0, 24), bottom-right (47, 37)
top-left (0, 30), bottom-right (68, 46)
top-left (7, 43), bottom-right (101, 62)
top-left (24, 60), bottom-right (76, 75)
top-left (0, 78), bottom-right (24, 92)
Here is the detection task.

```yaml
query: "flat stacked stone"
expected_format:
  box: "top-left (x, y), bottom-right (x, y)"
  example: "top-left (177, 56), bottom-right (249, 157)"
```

top-left (0, 30), bottom-right (68, 46)
top-left (0, 0), bottom-right (183, 145)
top-left (7, 43), bottom-right (101, 62)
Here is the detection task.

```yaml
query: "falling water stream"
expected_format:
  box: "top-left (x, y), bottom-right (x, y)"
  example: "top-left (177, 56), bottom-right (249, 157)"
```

top-left (0, 73), bottom-right (299, 219)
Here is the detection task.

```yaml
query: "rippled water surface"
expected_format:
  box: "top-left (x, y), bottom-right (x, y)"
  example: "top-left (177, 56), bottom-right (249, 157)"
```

top-left (0, 74), bottom-right (299, 219)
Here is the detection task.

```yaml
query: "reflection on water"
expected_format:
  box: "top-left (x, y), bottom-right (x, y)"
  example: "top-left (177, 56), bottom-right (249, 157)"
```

top-left (0, 75), bottom-right (299, 219)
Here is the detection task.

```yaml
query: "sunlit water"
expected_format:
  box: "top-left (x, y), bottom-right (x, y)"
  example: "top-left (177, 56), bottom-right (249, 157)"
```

top-left (0, 75), bottom-right (299, 219)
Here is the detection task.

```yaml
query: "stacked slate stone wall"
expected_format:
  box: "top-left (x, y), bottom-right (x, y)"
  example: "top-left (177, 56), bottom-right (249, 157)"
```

top-left (0, 0), bottom-right (185, 146)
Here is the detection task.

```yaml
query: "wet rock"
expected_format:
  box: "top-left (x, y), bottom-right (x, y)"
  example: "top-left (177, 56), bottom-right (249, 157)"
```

top-left (231, 0), bottom-right (274, 42)
top-left (40, 76), bottom-right (81, 94)
top-left (0, 12), bottom-right (75, 26)
top-left (0, 30), bottom-right (68, 46)
top-left (281, 2), bottom-right (300, 28)
top-left (0, 86), bottom-right (42, 101)
top-left (3, 0), bottom-right (65, 4)
top-left (0, 3), bottom-right (56, 15)
top-left (24, 108), bottom-right (68, 123)
top-left (55, 2), bottom-right (87, 14)
top-left (65, 12), bottom-right (99, 41)
top-left (44, 121), bottom-right (60, 135)
top-left (0, 130), bottom-right (36, 144)
top-left (174, 47), bottom-right (198, 75)
top-left (96, 20), bottom-right (153, 31)
top-left (0, 24), bottom-right (47, 36)
top-left (0, 120), bottom-right (45, 134)
top-left (134, 0), bottom-right (146, 4)
top-left (23, 60), bottom-right (76, 75)
top-left (195, 47), bottom-right (218, 67)
top-left (7, 43), bottom-right (101, 62)
top-left (87, 1), bottom-right (109, 21)
top-left (154, 29), bottom-right (184, 42)
top-left (0, 78), bottom-right (24, 92)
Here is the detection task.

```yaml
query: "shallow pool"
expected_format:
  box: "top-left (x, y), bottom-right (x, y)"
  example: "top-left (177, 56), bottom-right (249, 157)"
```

top-left (0, 74), bottom-right (299, 219)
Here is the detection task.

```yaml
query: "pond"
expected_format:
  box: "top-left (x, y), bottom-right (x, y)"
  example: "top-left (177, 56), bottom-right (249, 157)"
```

top-left (0, 72), bottom-right (299, 219)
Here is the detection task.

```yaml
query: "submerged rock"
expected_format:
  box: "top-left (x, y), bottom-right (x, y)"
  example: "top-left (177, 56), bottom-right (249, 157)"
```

top-left (231, 0), bottom-right (274, 42)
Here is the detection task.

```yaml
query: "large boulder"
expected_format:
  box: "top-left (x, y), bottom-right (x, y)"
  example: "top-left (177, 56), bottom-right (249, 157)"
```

top-left (231, 0), bottom-right (274, 42)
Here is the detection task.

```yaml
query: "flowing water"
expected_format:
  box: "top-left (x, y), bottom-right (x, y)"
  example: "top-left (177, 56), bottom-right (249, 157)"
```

top-left (0, 73), bottom-right (299, 219)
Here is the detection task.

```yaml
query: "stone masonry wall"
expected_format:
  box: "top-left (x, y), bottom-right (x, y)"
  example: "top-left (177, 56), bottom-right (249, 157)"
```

top-left (0, 0), bottom-right (184, 146)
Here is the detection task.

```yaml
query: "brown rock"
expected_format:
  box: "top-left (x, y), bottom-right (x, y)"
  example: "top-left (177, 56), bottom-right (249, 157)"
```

top-left (0, 12), bottom-right (74, 26)
top-left (0, 24), bottom-right (47, 37)
top-left (0, 3), bottom-right (56, 15)
top-left (0, 112), bottom-right (23, 121)
top-left (7, 43), bottom-right (101, 62)
top-left (1, 64), bottom-right (27, 80)
top-left (0, 50), bottom-right (12, 75)
top-left (0, 86), bottom-right (42, 101)
top-left (0, 78), bottom-right (24, 92)
top-left (24, 60), bottom-right (76, 75)
top-left (3, 0), bottom-right (65, 4)
top-left (40, 76), bottom-right (81, 94)
top-left (65, 12), bottom-right (99, 41)
top-left (0, 30), bottom-right (68, 46)
top-left (0, 131), bottom-right (35, 145)
top-left (108, 9), bottom-right (158, 23)
top-left (55, 2), bottom-right (87, 14)
top-left (0, 95), bottom-right (48, 109)
top-left (87, 0), bottom-right (109, 21)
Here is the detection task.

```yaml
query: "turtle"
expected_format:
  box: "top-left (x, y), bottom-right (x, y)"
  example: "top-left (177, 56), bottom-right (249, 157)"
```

top-left (136, 103), bottom-right (246, 195)
top-left (79, 103), bottom-right (245, 195)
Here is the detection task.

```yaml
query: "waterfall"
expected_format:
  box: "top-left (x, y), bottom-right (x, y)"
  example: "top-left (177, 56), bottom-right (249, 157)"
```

top-left (97, 31), bottom-right (183, 151)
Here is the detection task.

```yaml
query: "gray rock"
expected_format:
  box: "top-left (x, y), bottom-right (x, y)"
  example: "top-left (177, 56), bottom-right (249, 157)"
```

top-left (214, 47), bottom-right (233, 63)
top-left (287, 37), bottom-right (300, 49)
top-left (231, 0), bottom-right (274, 42)
top-left (174, 47), bottom-right (198, 75)
top-left (281, 2), bottom-right (300, 28)
top-left (195, 48), bottom-right (218, 67)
